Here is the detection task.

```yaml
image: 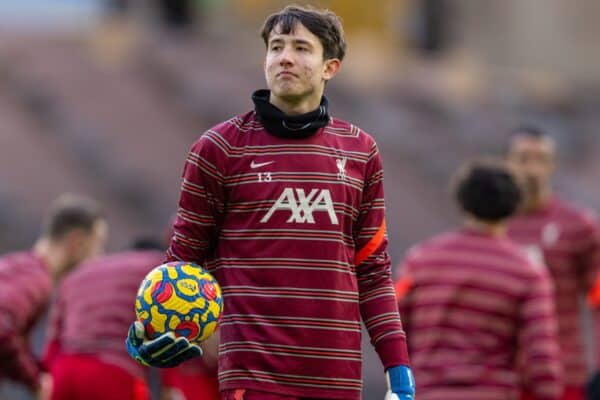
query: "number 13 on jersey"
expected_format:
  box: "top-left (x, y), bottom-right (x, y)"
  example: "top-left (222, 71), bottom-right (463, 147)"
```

top-left (258, 172), bottom-right (272, 182)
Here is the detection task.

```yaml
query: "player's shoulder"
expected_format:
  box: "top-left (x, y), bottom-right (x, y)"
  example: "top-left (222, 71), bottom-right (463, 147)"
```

top-left (91, 250), bottom-right (162, 270)
top-left (326, 117), bottom-right (379, 154)
top-left (0, 250), bottom-right (37, 271)
top-left (553, 197), bottom-right (599, 229)
top-left (327, 118), bottom-right (375, 141)
top-left (214, 111), bottom-right (261, 137)
top-left (190, 110), bottom-right (258, 149)
top-left (500, 238), bottom-right (540, 267)
top-left (66, 251), bottom-right (163, 283)
top-left (403, 231), bottom-right (458, 262)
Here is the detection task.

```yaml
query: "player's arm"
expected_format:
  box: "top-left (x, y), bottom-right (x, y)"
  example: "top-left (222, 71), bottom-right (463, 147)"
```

top-left (517, 268), bottom-right (563, 400)
top-left (354, 143), bottom-right (414, 400)
top-left (0, 307), bottom-right (41, 391)
top-left (581, 211), bottom-right (600, 397)
top-left (127, 132), bottom-right (227, 368)
top-left (394, 250), bottom-right (419, 345)
top-left (41, 282), bottom-right (66, 371)
top-left (166, 131), bottom-right (227, 268)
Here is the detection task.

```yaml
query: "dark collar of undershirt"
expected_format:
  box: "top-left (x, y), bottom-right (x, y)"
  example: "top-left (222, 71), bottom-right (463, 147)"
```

top-left (252, 89), bottom-right (330, 139)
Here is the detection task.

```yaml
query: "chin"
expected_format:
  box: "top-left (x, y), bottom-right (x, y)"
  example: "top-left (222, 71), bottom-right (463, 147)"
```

top-left (274, 87), bottom-right (313, 102)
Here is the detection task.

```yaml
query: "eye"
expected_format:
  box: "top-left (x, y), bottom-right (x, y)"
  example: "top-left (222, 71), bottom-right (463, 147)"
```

top-left (270, 45), bottom-right (282, 52)
top-left (296, 46), bottom-right (309, 52)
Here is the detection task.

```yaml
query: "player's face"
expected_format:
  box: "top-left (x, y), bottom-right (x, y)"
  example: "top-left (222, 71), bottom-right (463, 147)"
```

top-left (62, 219), bottom-right (108, 275)
top-left (508, 135), bottom-right (555, 200)
top-left (264, 22), bottom-right (339, 108)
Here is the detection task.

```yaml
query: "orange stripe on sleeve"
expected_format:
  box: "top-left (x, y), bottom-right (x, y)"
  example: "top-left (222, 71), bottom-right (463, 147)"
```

top-left (394, 278), bottom-right (412, 300)
top-left (355, 220), bottom-right (386, 266)
top-left (588, 277), bottom-right (600, 307)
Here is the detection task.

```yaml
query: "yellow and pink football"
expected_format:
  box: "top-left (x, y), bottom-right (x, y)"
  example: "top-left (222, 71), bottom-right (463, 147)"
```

top-left (135, 261), bottom-right (223, 344)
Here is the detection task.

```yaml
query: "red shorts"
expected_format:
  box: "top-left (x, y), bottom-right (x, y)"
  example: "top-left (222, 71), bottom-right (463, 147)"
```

top-left (520, 386), bottom-right (584, 400)
top-left (161, 367), bottom-right (219, 400)
top-left (221, 389), bottom-right (328, 400)
top-left (49, 354), bottom-right (149, 400)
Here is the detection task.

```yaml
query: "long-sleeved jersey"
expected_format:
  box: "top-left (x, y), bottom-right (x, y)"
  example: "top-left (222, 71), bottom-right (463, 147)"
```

top-left (507, 198), bottom-right (600, 386)
top-left (166, 111), bottom-right (409, 399)
top-left (396, 229), bottom-right (562, 400)
top-left (44, 250), bottom-right (164, 379)
top-left (0, 251), bottom-right (51, 390)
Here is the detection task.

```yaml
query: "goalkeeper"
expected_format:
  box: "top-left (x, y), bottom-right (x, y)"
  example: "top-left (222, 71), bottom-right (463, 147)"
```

top-left (126, 4), bottom-right (414, 400)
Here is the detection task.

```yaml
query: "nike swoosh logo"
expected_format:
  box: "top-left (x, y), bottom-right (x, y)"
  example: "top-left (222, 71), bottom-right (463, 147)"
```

top-left (250, 161), bottom-right (275, 169)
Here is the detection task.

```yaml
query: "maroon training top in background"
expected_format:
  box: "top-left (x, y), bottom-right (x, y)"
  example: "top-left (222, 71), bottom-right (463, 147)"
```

top-left (396, 229), bottom-right (562, 400)
top-left (0, 251), bottom-right (51, 389)
top-left (507, 198), bottom-right (600, 388)
top-left (44, 250), bottom-right (164, 379)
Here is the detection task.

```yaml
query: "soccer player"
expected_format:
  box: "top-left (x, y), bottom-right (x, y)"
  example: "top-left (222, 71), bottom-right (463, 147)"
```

top-left (126, 5), bottom-right (414, 400)
top-left (159, 337), bottom-right (220, 400)
top-left (395, 160), bottom-right (563, 400)
top-left (42, 237), bottom-right (164, 400)
top-left (505, 127), bottom-right (600, 400)
top-left (0, 194), bottom-right (106, 398)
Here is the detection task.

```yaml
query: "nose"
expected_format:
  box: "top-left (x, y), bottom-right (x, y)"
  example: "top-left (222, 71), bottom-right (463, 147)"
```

top-left (278, 46), bottom-right (294, 67)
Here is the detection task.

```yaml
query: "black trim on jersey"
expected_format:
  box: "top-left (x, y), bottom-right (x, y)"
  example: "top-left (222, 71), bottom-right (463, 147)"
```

top-left (252, 89), bottom-right (329, 139)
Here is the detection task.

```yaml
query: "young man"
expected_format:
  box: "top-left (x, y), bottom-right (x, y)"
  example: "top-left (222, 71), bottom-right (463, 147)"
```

top-left (505, 127), bottom-right (600, 400)
top-left (0, 194), bottom-right (107, 397)
top-left (395, 160), bottom-right (563, 400)
top-left (42, 238), bottom-right (165, 400)
top-left (126, 5), bottom-right (414, 400)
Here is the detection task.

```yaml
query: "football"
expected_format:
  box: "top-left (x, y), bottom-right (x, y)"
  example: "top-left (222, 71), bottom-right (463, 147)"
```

top-left (135, 261), bottom-right (223, 344)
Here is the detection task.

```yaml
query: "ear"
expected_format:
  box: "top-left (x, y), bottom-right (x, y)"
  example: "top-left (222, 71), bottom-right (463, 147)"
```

top-left (323, 58), bottom-right (341, 81)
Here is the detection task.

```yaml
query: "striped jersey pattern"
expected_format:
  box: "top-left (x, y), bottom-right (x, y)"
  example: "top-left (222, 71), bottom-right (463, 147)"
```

top-left (507, 198), bottom-right (600, 386)
top-left (166, 111), bottom-right (409, 399)
top-left (44, 250), bottom-right (164, 379)
top-left (0, 251), bottom-right (51, 389)
top-left (395, 229), bottom-right (562, 400)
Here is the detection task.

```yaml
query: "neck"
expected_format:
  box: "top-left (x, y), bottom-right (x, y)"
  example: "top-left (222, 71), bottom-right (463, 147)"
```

top-left (269, 92), bottom-right (323, 116)
top-left (33, 238), bottom-right (63, 281)
top-left (525, 187), bottom-right (552, 212)
top-left (464, 217), bottom-right (505, 237)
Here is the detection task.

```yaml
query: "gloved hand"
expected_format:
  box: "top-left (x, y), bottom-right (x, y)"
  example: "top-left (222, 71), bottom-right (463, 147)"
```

top-left (125, 321), bottom-right (202, 368)
top-left (384, 365), bottom-right (415, 400)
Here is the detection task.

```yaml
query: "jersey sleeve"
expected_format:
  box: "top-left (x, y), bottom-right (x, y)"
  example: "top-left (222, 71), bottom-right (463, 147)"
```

top-left (166, 131), bottom-right (227, 269)
top-left (354, 142), bottom-right (409, 370)
top-left (0, 306), bottom-right (40, 389)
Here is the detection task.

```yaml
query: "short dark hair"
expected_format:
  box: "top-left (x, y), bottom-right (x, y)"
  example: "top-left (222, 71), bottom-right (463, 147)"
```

top-left (42, 194), bottom-right (103, 240)
top-left (453, 160), bottom-right (522, 222)
top-left (260, 5), bottom-right (346, 61)
top-left (510, 125), bottom-right (547, 139)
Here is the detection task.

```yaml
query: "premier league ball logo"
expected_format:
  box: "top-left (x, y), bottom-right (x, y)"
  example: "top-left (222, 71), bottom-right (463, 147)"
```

top-left (135, 261), bottom-right (223, 344)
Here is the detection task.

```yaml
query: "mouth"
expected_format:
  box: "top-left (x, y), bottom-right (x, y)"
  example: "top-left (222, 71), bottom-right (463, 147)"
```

top-left (277, 71), bottom-right (297, 78)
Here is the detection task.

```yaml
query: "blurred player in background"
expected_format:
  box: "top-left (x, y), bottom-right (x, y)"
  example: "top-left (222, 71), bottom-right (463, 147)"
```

top-left (126, 5), bottom-right (415, 400)
top-left (42, 237), bottom-right (164, 400)
top-left (159, 334), bottom-right (219, 400)
top-left (505, 127), bottom-right (600, 400)
top-left (395, 159), bottom-right (562, 400)
top-left (0, 194), bottom-right (106, 399)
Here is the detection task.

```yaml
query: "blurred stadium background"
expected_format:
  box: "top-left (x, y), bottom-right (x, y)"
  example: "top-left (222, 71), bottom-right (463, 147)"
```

top-left (1, 0), bottom-right (600, 398)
